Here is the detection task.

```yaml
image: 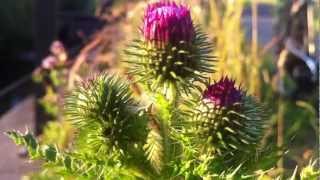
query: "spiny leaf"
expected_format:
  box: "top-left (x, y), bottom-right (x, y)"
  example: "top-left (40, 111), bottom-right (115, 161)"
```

top-left (6, 130), bottom-right (38, 158)
top-left (6, 131), bottom-right (62, 164)
top-left (143, 124), bottom-right (164, 174)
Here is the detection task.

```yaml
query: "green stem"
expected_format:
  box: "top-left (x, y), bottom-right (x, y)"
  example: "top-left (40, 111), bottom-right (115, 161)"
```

top-left (277, 98), bottom-right (285, 171)
top-left (160, 119), bottom-right (171, 167)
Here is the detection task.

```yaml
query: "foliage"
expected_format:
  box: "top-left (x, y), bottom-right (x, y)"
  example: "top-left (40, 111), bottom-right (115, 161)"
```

top-left (40, 120), bottom-right (74, 149)
top-left (38, 86), bottom-right (59, 119)
top-left (7, 130), bottom-right (317, 179)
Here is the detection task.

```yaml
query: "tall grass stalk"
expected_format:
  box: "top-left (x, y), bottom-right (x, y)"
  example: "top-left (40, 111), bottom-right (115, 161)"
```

top-left (198, 0), bottom-right (263, 96)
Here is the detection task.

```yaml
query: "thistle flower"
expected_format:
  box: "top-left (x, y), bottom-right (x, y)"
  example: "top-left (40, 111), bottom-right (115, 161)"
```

top-left (203, 77), bottom-right (242, 108)
top-left (124, 1), bottom-right (214, 97)
top-left (143, 1), bottom-right (195, 46)
top-left (183, 77), bottom-right (268, 165)
top-left (42, 56), bottom-right (58, 70)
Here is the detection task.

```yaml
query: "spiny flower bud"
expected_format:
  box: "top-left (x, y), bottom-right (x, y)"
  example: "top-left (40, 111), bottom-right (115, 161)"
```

top-left (65, 74), bottom-right (147, 153)
top-left (143, 1), bottom-right (194, 46)
top-left (203, 77), bottom-right (242, 108)
top-left (183, 77), bottom-right (268, 165)
top-left (124, 1), bottom-right (214, 97)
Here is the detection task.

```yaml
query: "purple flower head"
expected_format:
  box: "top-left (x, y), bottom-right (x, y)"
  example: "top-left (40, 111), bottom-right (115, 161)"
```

top-left (143, 1), bottom-right (195, 46)
top-left (203, 77), bottom-right (243, 108)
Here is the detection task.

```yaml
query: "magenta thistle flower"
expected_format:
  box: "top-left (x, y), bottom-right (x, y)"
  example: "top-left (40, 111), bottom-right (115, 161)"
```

top-left (143, 1), bottom-right (195, 46)
top-left (203, 77), bottom-right (243, 107)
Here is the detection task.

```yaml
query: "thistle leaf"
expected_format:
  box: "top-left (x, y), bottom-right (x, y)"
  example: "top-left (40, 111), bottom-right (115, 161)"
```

top-left (6, 131), bottom-right (63, 165)
top-left (143, 122), bottom-right (164, 174)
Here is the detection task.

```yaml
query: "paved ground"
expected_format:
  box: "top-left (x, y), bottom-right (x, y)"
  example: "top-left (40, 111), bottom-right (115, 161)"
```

top-left (0, 96), bottom-right (39, 180)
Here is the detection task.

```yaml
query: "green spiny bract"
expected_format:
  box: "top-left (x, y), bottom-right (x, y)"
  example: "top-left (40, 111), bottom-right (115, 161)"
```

top-left (124, 28), bottom-right (214, 97)
top-left (195, 96), bottom-right (267, 155)
top-left (181, 79), bottom-right (269, 168)
top-left (300, 160), bottom-right (320, 180)
top-left (65, 74), bottom-right (148, 156)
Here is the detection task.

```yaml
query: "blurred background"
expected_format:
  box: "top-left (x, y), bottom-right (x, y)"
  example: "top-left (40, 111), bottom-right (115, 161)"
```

top-left (0, 0), bottom-right (318, 179)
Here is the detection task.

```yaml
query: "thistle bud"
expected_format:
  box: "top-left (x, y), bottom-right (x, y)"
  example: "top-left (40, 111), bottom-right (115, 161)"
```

top-left (184, 77), bottom-right (268, 164)
top-left (65, 75), bottom-right (147, 153)
top-left (124, 1), bottom-right (214, 97)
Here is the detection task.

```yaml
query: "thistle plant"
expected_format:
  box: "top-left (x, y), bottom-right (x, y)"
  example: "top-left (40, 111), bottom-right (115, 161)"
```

top-left (7, 1), bottom-right (315, 179)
